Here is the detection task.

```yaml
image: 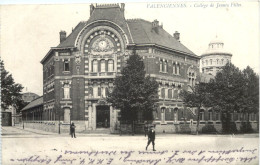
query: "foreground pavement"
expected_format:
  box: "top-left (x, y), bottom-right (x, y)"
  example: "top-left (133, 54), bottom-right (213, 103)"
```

top-left (1, 126), bottom-right (259, 165)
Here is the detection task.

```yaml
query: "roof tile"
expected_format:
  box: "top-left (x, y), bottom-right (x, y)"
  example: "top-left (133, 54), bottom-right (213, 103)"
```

top-left (21, 96), bottom-right (43, 111)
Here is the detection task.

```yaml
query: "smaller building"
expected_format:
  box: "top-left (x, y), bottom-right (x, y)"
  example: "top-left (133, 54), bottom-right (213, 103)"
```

top-left (1, 106), bottom-right (18, 126)
top-left (21, 96), bottom-right (43, 121)
top-left (22, 92), bottom-right (39, 104)
top-left (201, 38), bottom-right (232, 76)
top-left (1, 111), bottom-right (12, 126)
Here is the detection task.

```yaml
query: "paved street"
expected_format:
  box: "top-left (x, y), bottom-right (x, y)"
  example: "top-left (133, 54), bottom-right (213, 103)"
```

top-left (2, 126), bottom-right (259, 165)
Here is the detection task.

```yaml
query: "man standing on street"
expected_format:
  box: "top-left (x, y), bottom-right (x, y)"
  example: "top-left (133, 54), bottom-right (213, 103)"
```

top-left (146, 125), bottom-right (156, 151)
top-left (70, 122), bottom-right (76, 138)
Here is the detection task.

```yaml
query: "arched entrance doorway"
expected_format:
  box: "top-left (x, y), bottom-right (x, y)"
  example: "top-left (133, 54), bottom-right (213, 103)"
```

top-left (96, 105), bottom-right (110, 128)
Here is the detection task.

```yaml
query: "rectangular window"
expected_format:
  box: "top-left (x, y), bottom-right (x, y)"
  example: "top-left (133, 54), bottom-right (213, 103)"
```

top-left (173, 90), bottom-right (178, 99)
top-left (158, 88), bottom-right (161, 98)
top-left (199, 111), bottom-right (204, 120)
top-left (64, 60), bottom-right (70, 71)
top-left (208, 112), bottom-right (212, 120)
top-left (102, 87), bottom-right (106, 97)
top-left (137, 111), bottom-right (143, 123)
top-left (100, 60), bottom-right (106, 72)
top-left (168, 89), bottom-right (172, 98)
top-left (165, 88), bottom-right (168, 98)
top-left (164, 61), bottom-right (168, 73)
top-left (216, 113), bottom-right (220, 120)
top-left (173, 63), bottom-right (176, 74)
top-left (165, 108), bottom-right (173, 121)
top-left (98, 87), bottom-right (101, 97)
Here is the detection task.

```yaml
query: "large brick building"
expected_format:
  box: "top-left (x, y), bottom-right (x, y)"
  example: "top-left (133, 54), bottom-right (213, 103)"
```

top-left (20, 4), bottom-right (258, 134)
top-left (39, 3), bottom-right (201, 133)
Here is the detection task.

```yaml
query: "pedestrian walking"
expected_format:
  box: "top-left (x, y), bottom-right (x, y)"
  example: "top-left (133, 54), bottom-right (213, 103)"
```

top-left (70, 122), bottom-right (76, 138)
top-left (144, 121), bottom-right (148, 137)
top-left (146, 125), bottom-right (156, 151)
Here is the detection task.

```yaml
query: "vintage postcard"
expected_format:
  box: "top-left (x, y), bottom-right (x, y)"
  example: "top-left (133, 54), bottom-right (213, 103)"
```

top-left (1, 1), bottom-right (259, 165)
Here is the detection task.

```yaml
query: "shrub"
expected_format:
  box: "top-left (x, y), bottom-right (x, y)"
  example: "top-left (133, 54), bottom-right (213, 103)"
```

top-left (202, 124), bottom-right (217, 134)
top-left (240, 122), bottom-right (253, 133)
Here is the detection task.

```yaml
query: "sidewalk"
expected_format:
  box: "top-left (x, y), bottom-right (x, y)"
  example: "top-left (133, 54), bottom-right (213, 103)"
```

top-left (3, 126), bottom-right (259, 138)
top-left (14, 126), bottom-right (59, 136)
top-left (11, 126), bottom-right (118, 137)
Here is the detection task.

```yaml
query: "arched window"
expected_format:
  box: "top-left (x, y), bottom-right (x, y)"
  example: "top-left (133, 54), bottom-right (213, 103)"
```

top-left (210, 59), bottom-right (212, 65)
top-left (108, 60), bottom-right (114, 72)
top-left (216, 59), bottom-right (219, 64)
top-left (192, 78), bottom-right (194, 87)
top-left (173, 63), bottom-right (176, 74)
top-left (88, 87), bottom-right (93, 97)
top-left (221, 59), bottom-right (224, 65)
top-left (208, 109), bottom-right (212, 120)
top-left (93, 86), bottom-right (98, 98)
top-left (173, 89), bottom-right (178, 99)
top-left (101, 87), bottom-right (106, 97)
top-left (164, 61), bottom-right (168, 72)
top-left (105, 87), bottom-right (109, 97)
top-left (165, 87), bottom-right (168, 98)
top-left (92, 60), bottom-right (98, 72)
top-left (176, 63), bottom-right (180, 75)
top-left (206, 60), bottom-right (208, 65)
top-left (199, 109), bottom-right (205, 120)
top-left (98, 87), bottom-right (101, 97)
top-left (161, 88), bottom-right (165, 98)
top-left (215, 111), bottom-right (220, 121)
top-left (168, 89), bottom-right (172, 99)
top-left (160, 60), bottom-right (163, 72)
top-left (100, 59), bottom-right (106, 72)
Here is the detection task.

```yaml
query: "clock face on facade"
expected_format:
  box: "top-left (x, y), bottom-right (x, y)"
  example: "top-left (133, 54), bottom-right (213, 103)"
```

top-left (84, 29), bottom-right (122, 55)
top-left (98, 40), bottom-right (107, 50)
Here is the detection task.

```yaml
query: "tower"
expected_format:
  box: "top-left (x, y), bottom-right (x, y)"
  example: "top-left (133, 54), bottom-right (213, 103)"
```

top-left (201, 37), bottom-right (232, 76)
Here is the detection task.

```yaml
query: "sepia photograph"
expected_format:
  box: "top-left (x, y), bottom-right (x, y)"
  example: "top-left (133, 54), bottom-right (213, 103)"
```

top-left (1, 1), bottom-right (259, 164)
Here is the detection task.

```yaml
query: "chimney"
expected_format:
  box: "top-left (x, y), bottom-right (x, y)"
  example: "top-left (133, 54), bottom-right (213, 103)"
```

top-left (90, 4), bottom-right (95, 15)
top-left (59, 31), bottom-right (66, 43)
top-left (121, 3), bottom-right (125, 12)
top-left (152, 19), bottom-right (159, 34)
top-left (174, 31), bottom-right (180, 42)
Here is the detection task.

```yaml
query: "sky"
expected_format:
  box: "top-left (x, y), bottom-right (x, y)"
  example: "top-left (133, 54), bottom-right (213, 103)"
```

top-left (0, 1), bottom-right (259, 96)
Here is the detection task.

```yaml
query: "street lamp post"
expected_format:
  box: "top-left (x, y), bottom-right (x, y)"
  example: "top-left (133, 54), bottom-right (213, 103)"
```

top-left (58, 107), bottom-right (61, 134)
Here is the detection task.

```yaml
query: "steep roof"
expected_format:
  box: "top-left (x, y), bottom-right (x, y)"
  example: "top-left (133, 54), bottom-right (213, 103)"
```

top-left (88, 5), bottom-right (125, 23)
top-left (126, 19), bottom-right (195, 56)
top-left (53, 4), bottom-right (196, 57)
top-left (57, 22), bottom-right (87, 48)
top-left (21, 96), bottom-right (43, 111)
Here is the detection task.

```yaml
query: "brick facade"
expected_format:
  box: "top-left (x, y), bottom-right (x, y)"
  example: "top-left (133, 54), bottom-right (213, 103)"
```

top-left (33, 4), bottom-right (259, 134)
